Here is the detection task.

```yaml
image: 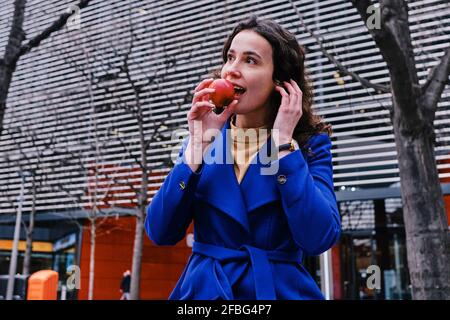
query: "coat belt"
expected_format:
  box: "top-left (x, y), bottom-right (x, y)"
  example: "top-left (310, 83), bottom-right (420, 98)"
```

top-left (192, 241), bottom-right (304, 300)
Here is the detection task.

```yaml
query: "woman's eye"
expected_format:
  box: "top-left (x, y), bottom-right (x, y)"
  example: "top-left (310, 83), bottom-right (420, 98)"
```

top-left (226, 55), bottom-right (256, 64)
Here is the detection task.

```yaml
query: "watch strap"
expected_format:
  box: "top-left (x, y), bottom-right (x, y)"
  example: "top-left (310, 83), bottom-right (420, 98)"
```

top-left (278, 141), bottom-right (295, 152)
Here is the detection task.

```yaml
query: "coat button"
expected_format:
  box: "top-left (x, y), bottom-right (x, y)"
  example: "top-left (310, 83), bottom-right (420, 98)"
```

top-left (179, 181), bottom-right (186, 190)
top-left (277, 175), bottom-right (287, 184)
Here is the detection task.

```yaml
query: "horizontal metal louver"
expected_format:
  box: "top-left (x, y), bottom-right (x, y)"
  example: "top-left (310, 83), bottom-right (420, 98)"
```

top-left (0, 0), bottom-right (449, 215)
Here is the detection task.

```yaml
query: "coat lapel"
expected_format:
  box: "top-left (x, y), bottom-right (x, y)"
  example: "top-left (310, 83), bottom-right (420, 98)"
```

top-left (195, 118), bottom-right (281, 233)
top-left (196, 119), bottom-right (249, 232)
top-left (239, 137), bottom-right (280, 212)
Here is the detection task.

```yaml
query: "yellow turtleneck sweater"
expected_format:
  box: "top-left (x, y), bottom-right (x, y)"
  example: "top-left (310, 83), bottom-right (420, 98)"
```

top-left (230, 116), bottom-right (271, 184)
top-left (230, 116), bottom-right (300, 184)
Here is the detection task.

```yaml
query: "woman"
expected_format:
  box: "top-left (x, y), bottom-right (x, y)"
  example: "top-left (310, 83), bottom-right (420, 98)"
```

top-left (146, 15), bottom-right (341, 300)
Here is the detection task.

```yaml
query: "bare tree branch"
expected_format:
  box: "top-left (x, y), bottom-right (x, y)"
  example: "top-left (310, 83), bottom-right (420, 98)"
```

top-left (348, 0), bottom-right (425, 124)
top-left (18, 0), bottom-right (92, 58)
top-left (1, 0), bottom-right (92, 136)
top-left (348, 0), bottom-right (385, 42)
top-left (288, 0), bottom-right (390, 94)
top-left (422, 45), bottom-right (450, 111)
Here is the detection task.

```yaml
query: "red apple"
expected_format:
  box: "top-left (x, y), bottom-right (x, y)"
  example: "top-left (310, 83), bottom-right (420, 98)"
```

top-left (208, 79), bottom-right (235, 108)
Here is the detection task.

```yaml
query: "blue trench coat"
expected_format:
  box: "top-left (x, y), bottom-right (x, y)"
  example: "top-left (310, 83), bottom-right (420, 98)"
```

top-left (145, 117), bottom-right (341, 300)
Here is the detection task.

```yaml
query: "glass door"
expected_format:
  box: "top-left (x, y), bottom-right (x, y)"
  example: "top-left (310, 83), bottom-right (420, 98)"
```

top-left (341, 232), bottom-right (381, 299)
top-left (340, 229), bottom-right (412, 300)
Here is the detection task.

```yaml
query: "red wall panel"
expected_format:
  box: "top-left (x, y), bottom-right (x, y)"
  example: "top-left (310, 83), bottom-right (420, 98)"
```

top-left (78, 216), bottom-right (193, 300)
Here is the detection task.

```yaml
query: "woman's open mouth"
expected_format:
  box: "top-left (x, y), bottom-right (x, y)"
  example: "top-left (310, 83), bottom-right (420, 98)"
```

top-left (233, 85), bottom-right (246, 99)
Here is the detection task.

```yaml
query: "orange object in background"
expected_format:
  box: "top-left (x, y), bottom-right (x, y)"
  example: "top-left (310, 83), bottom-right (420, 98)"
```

top-left (27, 270), bottom-right (59, 300)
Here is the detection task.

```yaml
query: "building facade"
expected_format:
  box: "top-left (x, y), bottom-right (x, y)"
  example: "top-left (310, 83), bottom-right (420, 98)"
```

top-left (0, 0), bottom-right (449, 299)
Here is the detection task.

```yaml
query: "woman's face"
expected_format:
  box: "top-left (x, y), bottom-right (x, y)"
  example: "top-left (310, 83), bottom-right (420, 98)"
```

top-left (220, 30), bottom-right (275, 117)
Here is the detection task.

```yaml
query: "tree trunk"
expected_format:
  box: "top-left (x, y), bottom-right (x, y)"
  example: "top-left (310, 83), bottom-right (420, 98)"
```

top-left (129, 112), bottom-right (149, 300)
top-left (349, 0), bottom-right (450, 299)
top-left (88, 219), bottom-right (96, 300)
top-left (392, 106), bottom-right (450, 299)
top-left (22, 175), bottom-right (36, 276)
top-left (130, 211), bottom-right (144, 300)
top-left (0, 0), bottom-right (26, 136)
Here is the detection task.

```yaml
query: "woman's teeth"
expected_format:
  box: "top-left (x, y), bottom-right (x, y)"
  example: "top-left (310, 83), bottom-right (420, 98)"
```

top-left (234, 86), bottom-right (246, 97)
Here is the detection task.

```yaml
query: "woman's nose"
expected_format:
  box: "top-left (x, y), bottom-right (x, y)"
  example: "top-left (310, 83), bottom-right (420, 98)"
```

top-left (223, 60), bottom-right (242, 78)
top-left (224, 68), bottom-right (241, 79)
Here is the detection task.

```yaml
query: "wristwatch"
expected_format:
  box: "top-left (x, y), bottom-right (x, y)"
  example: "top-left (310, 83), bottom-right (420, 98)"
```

top-left (278, 141), bottom-right (296, 152)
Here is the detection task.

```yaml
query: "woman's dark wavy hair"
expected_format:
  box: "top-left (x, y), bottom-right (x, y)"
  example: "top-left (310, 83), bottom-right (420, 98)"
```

top-left (213, 15), bottom-right (332, 148)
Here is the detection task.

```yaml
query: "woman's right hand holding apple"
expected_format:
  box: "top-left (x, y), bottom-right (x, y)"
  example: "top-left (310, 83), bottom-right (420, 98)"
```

top-left (185, 78), bottom-right (237, 172)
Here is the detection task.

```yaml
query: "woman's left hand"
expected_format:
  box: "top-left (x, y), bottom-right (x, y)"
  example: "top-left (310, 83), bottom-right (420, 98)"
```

top-left (273, 79), bottom-right (303, 145)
